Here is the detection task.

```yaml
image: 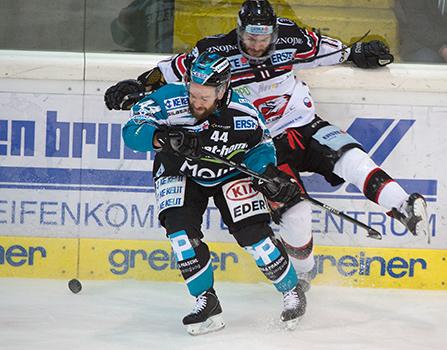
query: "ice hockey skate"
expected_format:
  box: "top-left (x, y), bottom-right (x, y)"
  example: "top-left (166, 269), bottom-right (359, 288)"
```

top-left (391, 193), bottom-right (428, 238)
top-left (182, 289), bottom-right (225, 336)
top-left (297, 263), bottom-right (317, 293)
top-left (281, 284), bottom-right (307, 330)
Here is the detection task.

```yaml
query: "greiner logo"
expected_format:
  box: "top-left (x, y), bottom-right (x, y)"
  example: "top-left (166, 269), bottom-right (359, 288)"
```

top-left (225, 179), bottom-right (258, 201)
top-left (316, 251), bottom-right (427, 279)
top-left (108, 248), bottom-right (239, 275)
top-left (0, 244), bottom-right (47, 267)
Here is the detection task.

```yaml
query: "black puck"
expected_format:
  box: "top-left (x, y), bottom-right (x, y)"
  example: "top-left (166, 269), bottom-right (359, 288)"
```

top-left (68, 278), bottom-right (82, 294)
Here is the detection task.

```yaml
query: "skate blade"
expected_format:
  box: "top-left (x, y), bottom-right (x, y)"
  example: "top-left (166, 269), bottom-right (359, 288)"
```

top-left (185, 314), bottom-right (225, 336)
top-left (281, 316), bottom-right (303, 331)
top-left (413, 197), bottom-right (429, 243)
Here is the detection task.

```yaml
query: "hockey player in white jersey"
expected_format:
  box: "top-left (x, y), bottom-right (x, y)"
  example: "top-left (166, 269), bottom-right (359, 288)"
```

top-left (106, 0), bottom-right (429, 292)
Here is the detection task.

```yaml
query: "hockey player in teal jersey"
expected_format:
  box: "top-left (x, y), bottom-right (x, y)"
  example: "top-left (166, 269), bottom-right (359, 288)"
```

top-left (122, 52), bottom-right (306, 335)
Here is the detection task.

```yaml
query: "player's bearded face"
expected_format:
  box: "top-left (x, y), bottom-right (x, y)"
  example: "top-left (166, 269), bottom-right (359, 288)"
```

top-left (188, 82), bottom-right (220, 120)
top-left (241, 33), bottom-right (272, 57)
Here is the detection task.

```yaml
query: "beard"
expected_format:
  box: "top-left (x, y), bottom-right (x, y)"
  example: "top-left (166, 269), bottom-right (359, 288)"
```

top-left (245, 47), bottom-right (266, 57)
top-left (189, 101), bottom-right (218, 120)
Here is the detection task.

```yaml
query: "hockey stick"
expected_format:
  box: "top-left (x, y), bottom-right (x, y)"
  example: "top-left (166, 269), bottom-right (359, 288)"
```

top-left (199, 148), bottom-right (382, 240)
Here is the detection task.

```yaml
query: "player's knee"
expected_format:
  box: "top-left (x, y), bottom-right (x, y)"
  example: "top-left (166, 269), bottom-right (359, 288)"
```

top-left (281, 201), bottom-right (312, 232)
top-left (167, 230), bottom-right (208, 263)
top-left (334, 147), bottom-right (376, 183)
top-left (279, 200), bottom-right (313, 250)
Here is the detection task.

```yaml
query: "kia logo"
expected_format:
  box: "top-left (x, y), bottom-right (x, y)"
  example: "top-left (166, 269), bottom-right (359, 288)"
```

top-left (225, 179), bottom-right (258, 201)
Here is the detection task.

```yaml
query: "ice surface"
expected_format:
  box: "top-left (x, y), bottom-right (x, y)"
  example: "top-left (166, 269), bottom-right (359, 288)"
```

top-left (0, 279), bottom-right (446, 350)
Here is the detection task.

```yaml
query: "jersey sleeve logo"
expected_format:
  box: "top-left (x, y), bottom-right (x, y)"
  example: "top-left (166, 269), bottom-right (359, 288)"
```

top-left (131, 100), bottom-right (162, 122)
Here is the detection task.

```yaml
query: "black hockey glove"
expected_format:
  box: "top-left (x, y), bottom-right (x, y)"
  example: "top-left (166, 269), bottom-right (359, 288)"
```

top-left (252, 164), bottom-right (301, 203)
top-left (349, 40), bottom-right (394, 68)
top-left (154, 128), bottom-right (202, 159)
top-left (104, 79), bottom-right (145, 110)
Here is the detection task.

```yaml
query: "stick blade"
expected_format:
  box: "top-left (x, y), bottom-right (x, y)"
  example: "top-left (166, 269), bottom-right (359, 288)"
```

top-left (367, 229), bottom-right (382, 240)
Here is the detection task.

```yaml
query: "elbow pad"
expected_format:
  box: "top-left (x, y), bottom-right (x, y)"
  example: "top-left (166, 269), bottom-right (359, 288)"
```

top-left (137, 67), bottom-right (166, 91)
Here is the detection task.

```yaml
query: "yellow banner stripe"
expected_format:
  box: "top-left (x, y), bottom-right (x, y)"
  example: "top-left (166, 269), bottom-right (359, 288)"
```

top-left (1, 236), bottom-right (446, 290)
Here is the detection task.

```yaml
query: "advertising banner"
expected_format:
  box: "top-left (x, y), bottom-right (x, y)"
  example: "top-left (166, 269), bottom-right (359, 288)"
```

top-left (0, 84), bottom-right (444, 249)
top-left (1, 236), bottom-right (445, 290)
top-left (0, 53), bottom-right (446, 288)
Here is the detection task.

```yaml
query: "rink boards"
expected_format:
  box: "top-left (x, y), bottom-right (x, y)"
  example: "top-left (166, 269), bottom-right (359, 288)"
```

top-left (0, 51), bottom-right (447, 290)
top-left (0, 236), bottom-right (446, 290)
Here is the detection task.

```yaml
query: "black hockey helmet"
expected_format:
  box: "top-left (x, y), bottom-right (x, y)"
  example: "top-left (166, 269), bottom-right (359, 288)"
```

top-left (237, 0), bottom-right (278, 64)
top-left (185, 51), bottom-right (231, 88)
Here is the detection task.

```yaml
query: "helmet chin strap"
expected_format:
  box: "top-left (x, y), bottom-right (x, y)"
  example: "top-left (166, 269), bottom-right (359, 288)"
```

top-left (214, 86), bottom-right (231, 112)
